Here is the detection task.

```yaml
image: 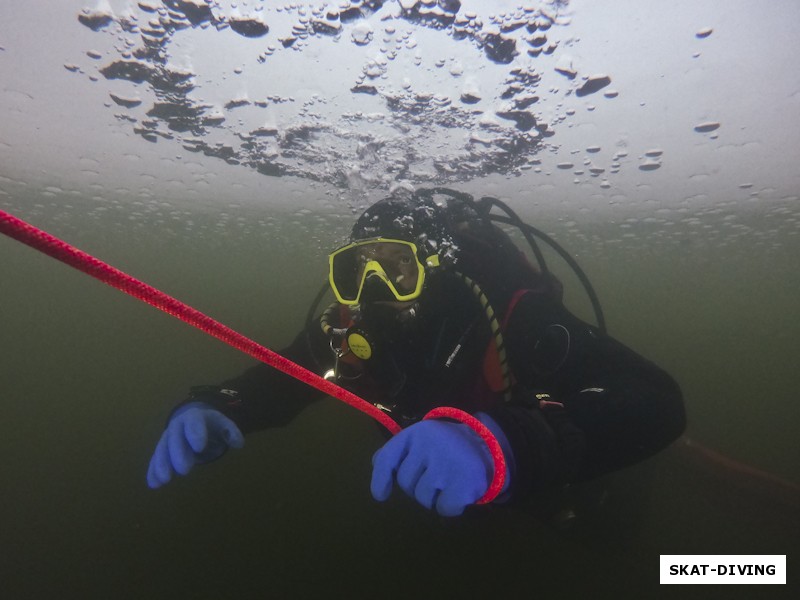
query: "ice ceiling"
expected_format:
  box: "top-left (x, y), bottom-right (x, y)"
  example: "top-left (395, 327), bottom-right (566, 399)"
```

top-left (77, 0), bottom-right (575, 187)
top-left (72, 0), bottom-right (609, 190)
top-left (1, 0), bottom-right (799, 228)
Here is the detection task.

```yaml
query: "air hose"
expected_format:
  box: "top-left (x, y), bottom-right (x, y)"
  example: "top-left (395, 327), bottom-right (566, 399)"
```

top-left (0, 208), bottom-right (506, 504)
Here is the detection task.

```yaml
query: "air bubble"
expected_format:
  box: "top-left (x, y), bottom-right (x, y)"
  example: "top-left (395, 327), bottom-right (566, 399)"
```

top-left (351, 22), bottom-right (373, 46)
top-left (694, 121), bottom-right (720, 133)
top-left (109, 93), bottom-right (142, 108)
top-left (576, 74), bottom-right (611, 97)
top-left (639, 160), bottom-right (661, 171)
top-left (228, 19), bottom-right (269, 38)
top-left (554, 55), bottom-right (576, 79)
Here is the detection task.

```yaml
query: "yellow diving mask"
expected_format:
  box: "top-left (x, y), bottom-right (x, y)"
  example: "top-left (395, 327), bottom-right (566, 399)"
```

top-left (328, 237), bottom-right (440, 305)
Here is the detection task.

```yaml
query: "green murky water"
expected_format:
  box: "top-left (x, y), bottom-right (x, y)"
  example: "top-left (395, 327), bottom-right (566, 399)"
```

top-left (1, 197), bottom-right (797, 599)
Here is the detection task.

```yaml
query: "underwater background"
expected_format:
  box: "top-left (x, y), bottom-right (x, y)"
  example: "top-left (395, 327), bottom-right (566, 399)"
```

top-left (1, 1), bottom-right (797, 598)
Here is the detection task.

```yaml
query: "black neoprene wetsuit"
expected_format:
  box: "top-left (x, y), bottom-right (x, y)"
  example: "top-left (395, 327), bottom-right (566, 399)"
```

top-left (183, 271), bottom-right (686, 503)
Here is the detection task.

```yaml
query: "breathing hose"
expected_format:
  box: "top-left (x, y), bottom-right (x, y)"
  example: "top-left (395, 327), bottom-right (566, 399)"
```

top-left (0, 208), bottom-right (506, 503)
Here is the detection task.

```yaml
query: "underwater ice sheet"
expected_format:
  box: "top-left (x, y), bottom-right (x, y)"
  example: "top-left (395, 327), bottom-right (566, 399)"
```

top-left (69, 1), bottom-right (604, 190)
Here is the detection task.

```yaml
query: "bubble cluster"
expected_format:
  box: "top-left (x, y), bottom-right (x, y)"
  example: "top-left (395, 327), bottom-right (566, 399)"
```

top-left (73, 0), bottom-right (616, 190)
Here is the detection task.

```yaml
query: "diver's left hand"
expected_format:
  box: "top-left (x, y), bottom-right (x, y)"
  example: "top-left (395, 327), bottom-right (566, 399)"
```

top-left (370, 413), bottom-right (510, 516)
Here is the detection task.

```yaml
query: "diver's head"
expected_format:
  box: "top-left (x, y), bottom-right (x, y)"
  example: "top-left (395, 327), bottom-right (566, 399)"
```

top-left (325, 189), bottom-right (516, 405)
top-left (328, 191), bottom-right (458, 309)
top-left (350, 193), bottom-right (455, 257)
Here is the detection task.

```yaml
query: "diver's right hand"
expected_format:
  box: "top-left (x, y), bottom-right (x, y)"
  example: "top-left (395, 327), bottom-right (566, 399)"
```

top-left (146, 402), bottom-right (245, 489)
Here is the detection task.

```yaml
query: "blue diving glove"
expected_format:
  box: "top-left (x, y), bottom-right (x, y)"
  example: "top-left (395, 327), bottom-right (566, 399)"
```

top-left (146, 402), bottom-right (245, 489)
top-left (370, 412), bottom-right (512, 516)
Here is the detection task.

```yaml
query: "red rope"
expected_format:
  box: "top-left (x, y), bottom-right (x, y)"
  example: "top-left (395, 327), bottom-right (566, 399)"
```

top-left (0, 208), bottom-right (401, 435)
top-left (423, 407), bottom-right (507, 504)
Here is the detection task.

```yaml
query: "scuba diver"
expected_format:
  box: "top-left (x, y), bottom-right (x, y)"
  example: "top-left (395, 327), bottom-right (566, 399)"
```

top-left (146, 188), bottom-right (686, 517)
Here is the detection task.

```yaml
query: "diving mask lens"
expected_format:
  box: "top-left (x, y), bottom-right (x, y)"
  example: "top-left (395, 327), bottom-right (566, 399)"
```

top-left (329, 238), bottom-right (425, 305)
